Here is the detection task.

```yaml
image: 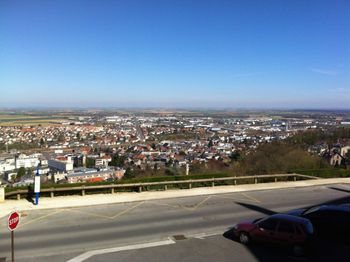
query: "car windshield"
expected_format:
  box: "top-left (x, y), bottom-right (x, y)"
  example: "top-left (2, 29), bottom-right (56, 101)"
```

top-left (303, 206), bottom-right (321, 215)
top-left (253, 218), bottom-right (263, 224)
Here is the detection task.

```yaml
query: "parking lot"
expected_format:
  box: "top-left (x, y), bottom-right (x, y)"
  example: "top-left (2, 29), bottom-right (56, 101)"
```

top-left (1, 184), bottom-right (350, 261)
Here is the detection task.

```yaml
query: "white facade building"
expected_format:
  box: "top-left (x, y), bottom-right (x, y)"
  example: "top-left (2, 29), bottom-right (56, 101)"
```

top-left (15, 154), bottom-right (40, 169)
top-left (0, 158), bottom-right (16, 173)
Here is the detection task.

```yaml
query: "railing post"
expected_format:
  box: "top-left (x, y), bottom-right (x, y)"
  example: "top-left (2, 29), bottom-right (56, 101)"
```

top-left (17, 190), bottom-right (21, 200)
top-left (254, 178), bottom-right (257, 184)
top-left (294, 176), bottom-right (297, 181)
top-left (82, 186), bottom-right (85, 196)
top-left (212, 178), bottom-right (215, 187)
top-left (275, 177), bottom-right (277, 182)
top-left (50, 188), bottom-right (54, 198)
top-left (164, 185), bottom-right (167, 191)
top-left (111, 187), bottom-right (115, 194)
top-left (234, 179), bottom-right (237, 185)
top-left (138, 186), bottom-right (142, 193)
top-left (189, 183), bottom-right (192, 189)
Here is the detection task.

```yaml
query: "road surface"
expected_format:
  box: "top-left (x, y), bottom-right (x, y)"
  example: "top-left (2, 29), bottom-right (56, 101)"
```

top-left (0, 184), bottom-right (350, 261)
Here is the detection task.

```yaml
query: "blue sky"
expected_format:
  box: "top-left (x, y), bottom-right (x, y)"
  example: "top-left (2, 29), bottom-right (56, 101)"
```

top-left (0, 0), bottom-right (349, 108)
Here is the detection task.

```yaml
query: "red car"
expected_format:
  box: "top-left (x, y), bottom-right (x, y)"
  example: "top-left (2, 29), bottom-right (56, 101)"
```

top-left (233, 214), bottom-right (314, 254)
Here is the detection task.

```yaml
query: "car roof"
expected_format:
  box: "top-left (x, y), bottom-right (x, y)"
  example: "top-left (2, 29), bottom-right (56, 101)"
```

top-left (313, 205), bottom-right (350, 212)
top-left (270, 214), bottom-right (311, 224)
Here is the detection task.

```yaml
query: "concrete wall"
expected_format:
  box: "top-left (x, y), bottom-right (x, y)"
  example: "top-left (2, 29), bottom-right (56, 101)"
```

top-left (0, 187), bottom-right (4, 203)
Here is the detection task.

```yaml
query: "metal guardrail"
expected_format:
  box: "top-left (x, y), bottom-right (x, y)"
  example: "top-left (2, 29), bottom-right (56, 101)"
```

top-left (5, 173), bottom-right (319, 200)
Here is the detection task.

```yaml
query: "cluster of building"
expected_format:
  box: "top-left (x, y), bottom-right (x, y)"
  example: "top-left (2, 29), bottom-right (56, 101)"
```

top-left (1, 113), bottom-right (347, 150)
top-left (1, 111), bottom-right (349, 187)
top-left (0, 122), bottom-right (140, 149)
top-left (0, 151), bottom-right (125, 187)
top-left (309, 143), bottom-right (350, 167)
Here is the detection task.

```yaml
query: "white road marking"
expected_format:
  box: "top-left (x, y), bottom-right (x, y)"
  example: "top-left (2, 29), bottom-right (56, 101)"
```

top-left (191, 231), bottom-right (222, 239)
top-left (66, 238), bottom-right (176, 262)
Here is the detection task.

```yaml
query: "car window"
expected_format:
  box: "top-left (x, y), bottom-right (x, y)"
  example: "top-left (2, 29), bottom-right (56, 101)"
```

top-left (258, 218), bottom-right (278, 231)
top-left (277, 221), bottom-right (295, 234)
top-left (304, 209), bottom-right (327, 219)
top-left (302, 222), bottom-right (314, 235)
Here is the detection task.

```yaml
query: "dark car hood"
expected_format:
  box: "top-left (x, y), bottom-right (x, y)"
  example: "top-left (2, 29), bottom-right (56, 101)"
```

top-left (286, 208), bottom-right (305, 216)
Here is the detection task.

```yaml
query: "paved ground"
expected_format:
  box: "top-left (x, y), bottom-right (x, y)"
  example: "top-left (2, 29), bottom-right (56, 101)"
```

top-left (84, 234), bottom-right (350, 262)
top-left (0, 183), bottom-right (350, 261)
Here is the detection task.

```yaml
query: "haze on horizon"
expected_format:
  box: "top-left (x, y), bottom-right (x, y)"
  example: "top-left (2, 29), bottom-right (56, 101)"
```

top-left (0, 0), bottom-right (349, 109)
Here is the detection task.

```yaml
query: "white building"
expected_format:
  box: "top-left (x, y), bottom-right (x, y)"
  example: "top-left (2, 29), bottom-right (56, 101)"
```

top-left (95, 156), bottom-right (111, 167)
top-left (341, 146), bottom-right (350, 157)
top-left (0, 158), bottom-right (16, 174)
top-left (15, 154), bottom-right (40, 169)
top-left (66, 169), bottom-right (116, 183)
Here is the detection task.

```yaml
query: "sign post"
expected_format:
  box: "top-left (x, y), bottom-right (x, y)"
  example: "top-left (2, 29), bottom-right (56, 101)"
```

top-left (8, 211), bottom-right (20, 262)
top-left (34, 166), bottom-right (41, 205)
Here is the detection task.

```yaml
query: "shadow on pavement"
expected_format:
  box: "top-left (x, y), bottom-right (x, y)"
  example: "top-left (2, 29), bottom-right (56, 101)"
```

top-left (314, 190), bottom-right (350, 206)
top-left (328, 186), bottom-right (350, 195)
top-left (235, 202), bottom-right (276, 216)
top-left (25, 185), bottom-right (35, 204)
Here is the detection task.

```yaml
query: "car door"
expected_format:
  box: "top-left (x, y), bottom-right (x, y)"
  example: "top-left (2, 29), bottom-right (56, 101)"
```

top-left (305, 210), bottom-right (332, 236)
top-left (274, 220), bottom-right (297, 245)
top-left (253, 218), bottom-right (279, 244)
top-left (326, 211), bottom-right (350, 238)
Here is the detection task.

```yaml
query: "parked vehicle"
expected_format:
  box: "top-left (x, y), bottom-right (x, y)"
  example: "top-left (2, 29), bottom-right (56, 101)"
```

top-left (287, 205), bottom-right (350, 243)
top-left (233, 214), bottom-right (314, 255)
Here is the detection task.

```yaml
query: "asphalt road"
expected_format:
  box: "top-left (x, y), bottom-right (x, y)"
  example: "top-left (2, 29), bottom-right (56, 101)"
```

top-left (1, 184), bottom-right (350, 262)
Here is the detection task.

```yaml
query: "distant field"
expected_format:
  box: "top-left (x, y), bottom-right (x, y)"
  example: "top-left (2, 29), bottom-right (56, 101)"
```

top-left (0, 114), bottom-right (71, 126)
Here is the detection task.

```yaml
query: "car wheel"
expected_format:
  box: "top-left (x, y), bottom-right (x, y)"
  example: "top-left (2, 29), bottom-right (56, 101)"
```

top-left (292, 245), bottom-right (304, 256)
top-left (239, 232), bottom-right (250, 245)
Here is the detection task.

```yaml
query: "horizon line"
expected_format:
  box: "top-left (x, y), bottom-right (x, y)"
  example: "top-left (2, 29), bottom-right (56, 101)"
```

top-left (1, 106), bottom-right (350, 111)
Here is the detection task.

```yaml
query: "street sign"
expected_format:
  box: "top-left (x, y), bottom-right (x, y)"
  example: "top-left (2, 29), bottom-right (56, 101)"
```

top-left (34, 176), bottom-right (41, 193)
top-left (8, 212), bottom-right (20, 231)
top-left (34, 166), bottom-right (41, 205)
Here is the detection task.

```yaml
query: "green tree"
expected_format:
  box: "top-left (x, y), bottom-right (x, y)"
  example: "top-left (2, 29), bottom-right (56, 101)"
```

top-left (241, 141), bottom-right (329, 175)
top-left (110, 154), bottom-right (125, 167)
top-left (50, 173), bottom-right (55, 183)
top-left (229, 151), bottom-right (241, 162)
top-left (166, 158), bottom-right (174, 167)
top-left (124, 167), bottom-right (134, 179)
top-left (86, 158), bottom-right (95, 168)
top-left (16, 167), bottom-right (26, 181)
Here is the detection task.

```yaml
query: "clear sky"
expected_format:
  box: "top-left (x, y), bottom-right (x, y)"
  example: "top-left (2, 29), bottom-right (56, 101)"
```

top-left (0, 0), bottom-right (349, 108)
